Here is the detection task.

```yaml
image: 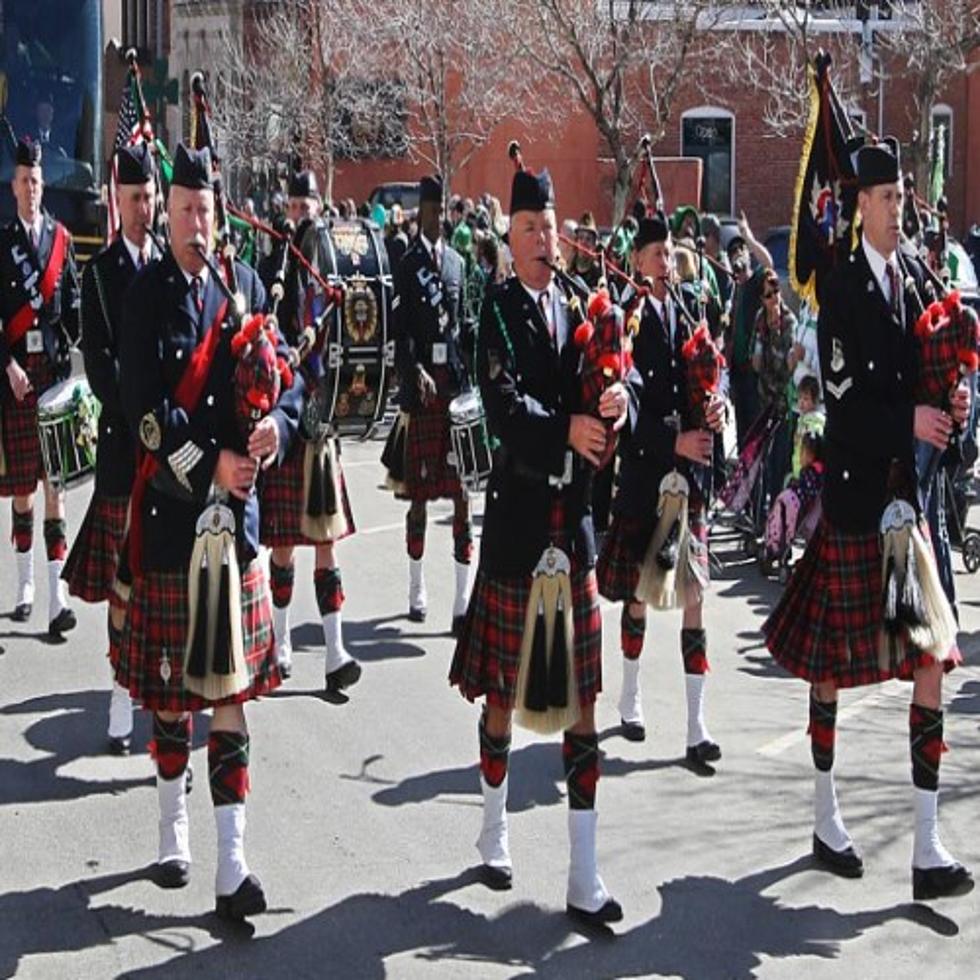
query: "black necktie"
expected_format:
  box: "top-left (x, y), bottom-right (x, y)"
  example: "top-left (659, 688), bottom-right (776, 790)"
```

top-left (190, 276), bottom-right (203, 313)
top-left (886, 262), bottom-right (900, 315)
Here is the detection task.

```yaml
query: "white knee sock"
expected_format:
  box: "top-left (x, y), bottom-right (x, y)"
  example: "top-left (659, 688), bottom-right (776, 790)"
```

top-left (814, 769), bottom-right (853, 852)
top-left (322, 611), bottom-right (353, 674)
top-left (16, 549), bottom-right (34, 607)
top-left (618, 658), bottom-right (643, 726)
top-left (158, 774), bottom-right (191, 866)
top-left (272, 603), bottom-right (292, 668)
top-left (913, 787), bottom-right (955, 869)
top-left (453, 560), bottom-right (471, 618)
top-left (214, 803), bottom-right (249, 896)
top-left (47, 559), bottom-right (67, 622)
top-left (685, 674), bottom-right (711, 747)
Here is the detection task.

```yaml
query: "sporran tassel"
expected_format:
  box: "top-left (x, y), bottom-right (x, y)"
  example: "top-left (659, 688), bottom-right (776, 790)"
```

top-left (636, 471), bottom-right (691, 611)
top-left (300, 437), bottom-right (348, 542)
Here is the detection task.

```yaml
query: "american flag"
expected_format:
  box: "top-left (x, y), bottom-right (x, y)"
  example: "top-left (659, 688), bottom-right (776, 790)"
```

top-left (108, 66), bottom-right (154, 242)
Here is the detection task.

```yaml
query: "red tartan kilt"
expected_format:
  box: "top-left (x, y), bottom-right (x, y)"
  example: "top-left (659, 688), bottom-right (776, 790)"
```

top-left (107, 578), bottom-right (128, 673)
top-left (114, 559), bottom-right (280, 712)
top-left (397, 398), bottom-right (461, 502)
top-left (0, 355), bottom-right (57, 497)
top-left (763, 518), bottom-right (958, 689)
top-left (259, 438), bottom-right (356, 548)
top-left (450, 566), bottom-right (603, 709)
top-left (597, 505), bottom-right (708, 603)
top-left (63, 494), bottom-right (129, 603)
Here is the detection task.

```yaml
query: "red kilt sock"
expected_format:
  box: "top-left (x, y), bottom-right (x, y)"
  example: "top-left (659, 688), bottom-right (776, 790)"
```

top-left (479, 714), bottom-right (510, 788)
top-left (563, 731), bottom-right (599, 810)
top-left (43, 518), bottom-right (67, 561)
top-left (909, 704), bottom-right (945, 792)
top-left (11, 504), bottom-right (33, 552)
top-left (621, 606), bottom-right (645, 660)
top-left (406, 505), bottom-right (426, 560)
top-left (809, 692), bottom-right (837, 772)
top-left (209, 731), bottom-right (250, 806)
top-left (314, 567), bottom-right (344, 614)
top-left (151, 714), bottom-right (192, 780)
top-left (452, 504), bottom-right (473, 564)
top-left (269, 559), bottom-right (295, 609)
top-left (681, 627), bottom-right (708, 674)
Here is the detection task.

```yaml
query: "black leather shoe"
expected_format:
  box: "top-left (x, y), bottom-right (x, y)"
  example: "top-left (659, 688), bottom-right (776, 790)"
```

top-left (451, 614), bottom-right (466, 638)
top-left (216, 873), bottom-right (267, 920)
top-left (278, 660), bottom-right (293, 680)
top-left (325, 659), bottom-right (362, 694)
top-left (107, 735), bottom-right (131, 756)
top-left (913, 863), bottom-right (974, 901)
top-left (480, 864), bottom-right (513, 891)
top-left (409, 605), bottom-right (427, 623)
top-left (185, 764), bottom-right (194, 795)
top-left (154, 860), bottom-right (190, 889)
top-left (48, 607), bottom-right (77, 637)
top-left (812, 833), bottom-right (864, 878)
top-left (620, 719), bottom-right (646, 742)
top-left (12, 602), bottom-right (31, 622)
top-left (567, 896), bottom-right (624, 926)
top-left (686, 740), bottom-right (721, 765)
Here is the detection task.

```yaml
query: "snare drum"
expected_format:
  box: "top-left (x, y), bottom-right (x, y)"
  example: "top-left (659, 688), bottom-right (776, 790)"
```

top-left (37, 379), bottom-right (100, 488)
top-left (448, 389), bottom-right (492, 492)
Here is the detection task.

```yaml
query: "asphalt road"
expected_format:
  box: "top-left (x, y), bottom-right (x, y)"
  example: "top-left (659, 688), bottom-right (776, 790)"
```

top-left (1, 435), bottom-right (978, 979)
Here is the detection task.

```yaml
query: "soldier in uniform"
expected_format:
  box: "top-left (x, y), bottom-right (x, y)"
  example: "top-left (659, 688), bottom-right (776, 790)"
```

top-left (383, 174), bottom-right (471, 632)
top-left (0, 138), bottom-right (80, 637)
top-left (597, 215), bottom-right (726, 764)
top-left (764, 140), bottom-right (973, 901)
top-left (63, 143), bottom-right (159, 753)
top-left (450, 163), bottom-right (630, 924)
top-left (259, 168), bottom-right (362, 693)
top-left (116, 145), bottom-right (304, 919)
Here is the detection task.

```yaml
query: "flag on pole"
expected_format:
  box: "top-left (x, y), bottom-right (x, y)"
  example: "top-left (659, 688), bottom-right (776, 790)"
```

top-left (108, 60), bottom-right (154, 241)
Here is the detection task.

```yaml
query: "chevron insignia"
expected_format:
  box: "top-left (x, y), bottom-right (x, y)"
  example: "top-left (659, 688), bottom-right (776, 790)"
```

top-left (825, 377), bottom-right (853, 400)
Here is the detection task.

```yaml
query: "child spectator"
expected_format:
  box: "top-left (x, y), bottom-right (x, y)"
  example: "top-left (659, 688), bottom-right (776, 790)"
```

top-left (791, 375), bottom-right (825, 478)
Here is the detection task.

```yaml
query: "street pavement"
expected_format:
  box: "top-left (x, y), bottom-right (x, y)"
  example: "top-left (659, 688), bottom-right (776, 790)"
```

top-left (1, 434), bottom-right (978, 979)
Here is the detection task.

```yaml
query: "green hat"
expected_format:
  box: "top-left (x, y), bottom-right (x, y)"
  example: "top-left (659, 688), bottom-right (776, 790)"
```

top-left (451, 222), bottom-right (473, 254)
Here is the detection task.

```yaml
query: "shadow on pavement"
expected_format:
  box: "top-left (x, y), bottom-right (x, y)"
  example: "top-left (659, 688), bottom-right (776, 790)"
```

top-left (289, 616), bottom-right (440, 662)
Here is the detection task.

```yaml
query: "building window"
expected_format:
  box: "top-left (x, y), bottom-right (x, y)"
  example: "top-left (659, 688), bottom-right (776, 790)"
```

top-left (681, 108), bottom-right (734, 215)
top-left (930, 104), bottom-right (953, 178)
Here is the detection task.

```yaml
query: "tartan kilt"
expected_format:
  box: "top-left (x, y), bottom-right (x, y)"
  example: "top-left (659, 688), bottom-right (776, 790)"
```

top-left (597, 501), bottom-right (708, 603)
top-left (107, 576), bottom-right (128, 673)
top-left (0, 355), bottom-right (57, 497)
top-left (259, 437), bottom-right (356, 548)
top-left (114, 559), bottom-right (280, 712)
top-left (394, 397), bottom-right (461, 502)
top-left (763, 518), bottom-right (958, 689)
top-left (62, 494), bottom-right (129, 603)
top-left (450, 566), bottom-right (603, 709)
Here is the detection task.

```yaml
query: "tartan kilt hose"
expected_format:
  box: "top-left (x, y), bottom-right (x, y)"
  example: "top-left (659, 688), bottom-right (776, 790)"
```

top-left (0, 354), bottom-right (57, 497)
top-left (107, 575), bottom-right (128, 673)
top-left (259, 437), bottom-right (356, 548)
top-left (395, 396), bottom-right (461, 502)
top-left (115, 559), bottom-right (280, 712)
top-left (450, 566), bottom-right (603, 709)
top-left (763, 518), bottom-right (958, 689)
top-left (63, 494), bottom-right (129, 603)
top-left (597, 503), bottom-right (708, 603)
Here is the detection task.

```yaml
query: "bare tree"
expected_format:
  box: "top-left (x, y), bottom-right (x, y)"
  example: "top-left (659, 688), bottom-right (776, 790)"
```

top-left (504, 0), bottom-right (722, 222)
top-left (879, 0), bottom-right (980, 184)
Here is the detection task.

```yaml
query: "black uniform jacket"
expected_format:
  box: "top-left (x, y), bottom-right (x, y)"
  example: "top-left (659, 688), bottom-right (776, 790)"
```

top-left (0, 212), bottom-right (80, 388)
top-left (119, 253), bottom-right (305, 572)
top-left (614, 286), bottom-right (702, 533)
top-left (80, 237), bottom-right (152, 496)
top-left (393, 235), bottom-right (467, 411)
top-left (818, 242), bottom-right (924, 534)
top-left (477, 274), bottom-right (639, 577)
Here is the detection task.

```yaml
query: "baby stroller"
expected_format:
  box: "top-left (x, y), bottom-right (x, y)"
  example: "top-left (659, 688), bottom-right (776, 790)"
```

top-left (715, 406), bottom-right (783, 557)
top-left (943, 464), bottom-right (980, 573)
top-left (760, 463), bottom-right (824, 583)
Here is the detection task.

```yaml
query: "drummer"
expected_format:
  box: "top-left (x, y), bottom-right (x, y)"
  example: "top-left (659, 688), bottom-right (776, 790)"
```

top-left (383, 174), bottom-right (472, 634)
top-left (259, 167), bottom-right (362, 693)
top-left (0, 138), bottom-right (81, 638)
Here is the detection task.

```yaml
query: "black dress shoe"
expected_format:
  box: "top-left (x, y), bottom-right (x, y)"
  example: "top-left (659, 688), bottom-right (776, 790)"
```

top-left (451, 614), bottom-right (467, 638)
top-left (620, 719), bottom-right (646, 742)
top-left (812, 833), bottom-right (864, 878)
top-left (686, 740), bottom-right (722, 765)
top-left (913, 863), bottom-right (974, 901)
top-left (408, 605), bottom-right (427, 623)
top-left (480, 864), bottom-right (513, 891)
top-left (107, 735), bottom-right (131, 756)
top-left (567, 896), bottom-right (624, 926)
top-left (215, 873), bottom-right (267, 920)
top-left (48, 607), bottom-right (77, 637)
top-left (278, 660), bottom-right (293, 680)
top-left (12, 602), bottom-right (31, 622)
top-left (154, 860), bottom-right (190, 889)
top-left (325, 659), bottom-right (362, 694)
top-left (185, 764), bottom-right (194, 795)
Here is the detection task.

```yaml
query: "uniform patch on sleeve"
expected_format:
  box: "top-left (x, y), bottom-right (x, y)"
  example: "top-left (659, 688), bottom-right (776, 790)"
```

top-left (825, 377), bottom-right (853, 400)
top-left (139, 412), bottom-right (161, 451)
top-left (830, 338), bottom-right (845, 374)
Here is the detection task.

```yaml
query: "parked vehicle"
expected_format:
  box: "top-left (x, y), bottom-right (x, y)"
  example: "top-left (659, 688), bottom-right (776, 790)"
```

top-left (368, 182), bottom-right (420, 213)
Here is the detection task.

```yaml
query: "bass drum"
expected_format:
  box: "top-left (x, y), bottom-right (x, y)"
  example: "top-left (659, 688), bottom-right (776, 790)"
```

top-left (296, 217), bottom-right (394, 437)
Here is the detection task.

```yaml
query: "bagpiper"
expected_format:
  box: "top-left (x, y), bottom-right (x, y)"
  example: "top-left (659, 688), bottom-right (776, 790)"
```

top-left (0, 138), bottom-right (80, 636)
top-left (115, 144), bottom-right (304, 918)
top-left (450, 155), bottom-right (631, 924)
top-left (382, 174), bottom-right (472, 633)
top-left (62, 143), bottom-right (159, 754)
top-left (764, 140), bottom-right (973, 901)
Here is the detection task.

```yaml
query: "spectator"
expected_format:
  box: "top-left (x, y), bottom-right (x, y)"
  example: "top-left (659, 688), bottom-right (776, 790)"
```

top-left (559, 217), bottom-right (578, 268)
top-left (789, 299), bottom-right (821, 402)
top-left (791, 375), bottom-right (825, 479)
